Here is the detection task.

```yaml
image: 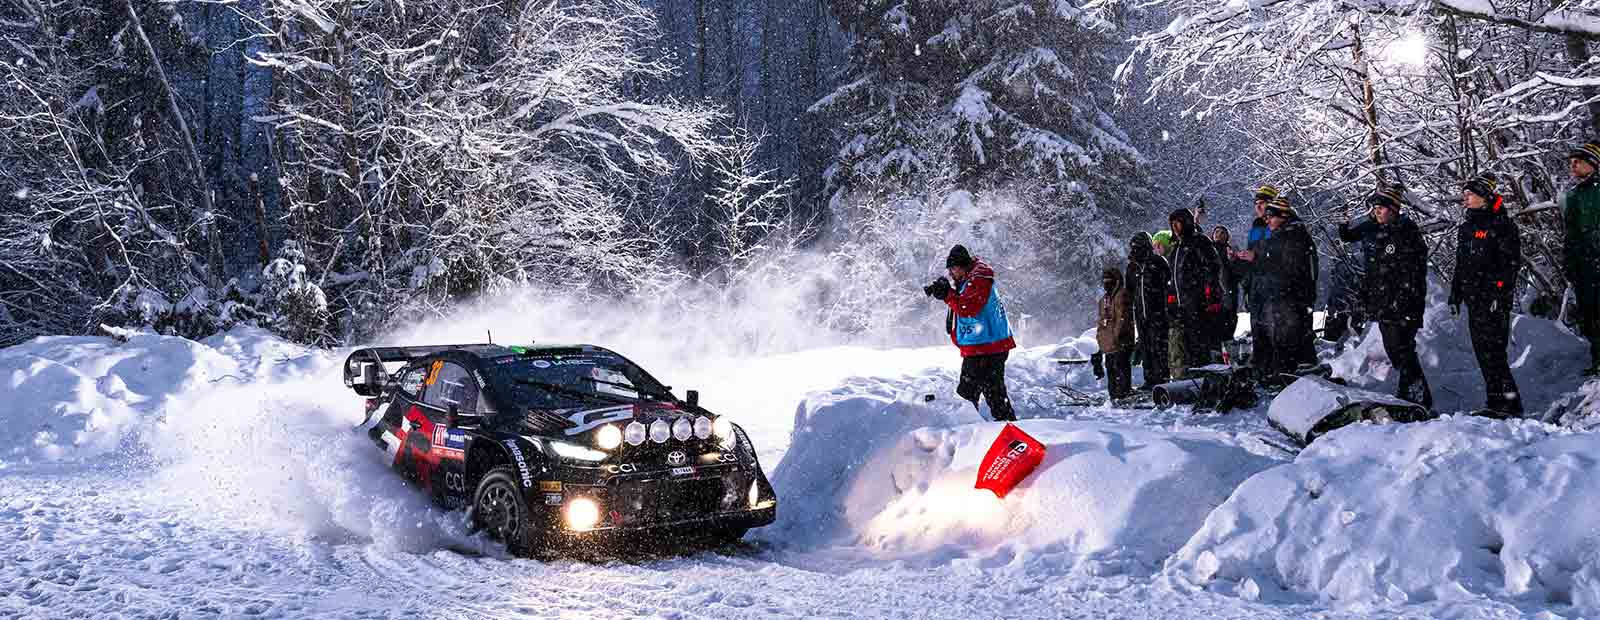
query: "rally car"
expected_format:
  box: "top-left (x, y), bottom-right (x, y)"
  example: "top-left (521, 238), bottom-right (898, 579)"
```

top-left (343, 343), bottom-right (777, 555)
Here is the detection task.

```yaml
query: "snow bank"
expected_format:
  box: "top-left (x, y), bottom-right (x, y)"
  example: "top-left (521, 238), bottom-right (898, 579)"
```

top-left (1332, 307), bottom-right (1588, 416)
top-left (768, 374), bottom-right (1277, 573)
top-left (1168, 416), bottom-right (1600, 611)
top-left (0, 332), bottom-right (240, 464)
top-left (0, 328), bottom-right (476, 552)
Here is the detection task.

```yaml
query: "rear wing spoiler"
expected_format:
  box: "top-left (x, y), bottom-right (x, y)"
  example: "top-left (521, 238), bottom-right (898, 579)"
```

top-left (342, 344), bottom-right (489, 397)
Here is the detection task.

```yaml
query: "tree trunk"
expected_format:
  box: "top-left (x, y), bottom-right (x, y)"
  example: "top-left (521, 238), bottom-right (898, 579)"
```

top-left (696, 0), bottom-right (708, 97)
top-left (1567, 34), bottom-right (1600, 133)
top-left (1351, 23), bottom-right (1387, 187)
top-left (125, 0), bottom-right (223, 288)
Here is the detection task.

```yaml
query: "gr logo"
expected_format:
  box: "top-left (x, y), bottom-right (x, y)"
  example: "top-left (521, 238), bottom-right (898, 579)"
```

top-left (1007, 440), bottom-right (1029, 456)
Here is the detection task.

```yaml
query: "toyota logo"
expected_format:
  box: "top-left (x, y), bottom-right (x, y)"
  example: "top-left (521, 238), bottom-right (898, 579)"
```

top-left (666, 451), bottom-right (687, 466)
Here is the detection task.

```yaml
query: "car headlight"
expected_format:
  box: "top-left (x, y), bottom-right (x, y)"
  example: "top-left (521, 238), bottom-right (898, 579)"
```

top-left (672, 418), bottom-right (693, 441)
top-left (565, 497), bottom-right (601, 531)
top-left (713, 417), bottom-right (734, 449)
top-left (548, 439), bottom-right (608, 462)
top-left (624, 421), bottom-right (647, 446)
top-left (649, 419), bottom-right (670, 444)
top-left (595, 424), bottom-right (623, 450)
top-left (694, 416), bottom-right (712, 440)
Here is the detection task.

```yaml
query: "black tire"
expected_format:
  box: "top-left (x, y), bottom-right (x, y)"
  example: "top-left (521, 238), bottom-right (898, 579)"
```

top-left (471, 466), bottom-right (539, 555)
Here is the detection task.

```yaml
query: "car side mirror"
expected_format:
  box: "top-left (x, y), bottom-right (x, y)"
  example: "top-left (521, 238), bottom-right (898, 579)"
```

top-left (686, 390), bottom-right (700, 408)
top-left (355, 363), bottom-right (387, 397)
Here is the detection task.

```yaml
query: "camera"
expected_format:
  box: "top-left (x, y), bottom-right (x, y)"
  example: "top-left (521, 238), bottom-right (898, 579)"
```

top-left (924, 276), bottom-right (952, 300)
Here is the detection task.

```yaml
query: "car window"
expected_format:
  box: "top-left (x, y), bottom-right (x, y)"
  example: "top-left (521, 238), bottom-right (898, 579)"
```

top-left (485, 352), bottom-right (670, 411)
top-left (425, 362), bottom-right (478, 414)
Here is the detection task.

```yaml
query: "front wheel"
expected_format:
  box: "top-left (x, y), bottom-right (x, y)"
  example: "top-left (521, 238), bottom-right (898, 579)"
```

top-left (471, 466), bottom-right (539, 555)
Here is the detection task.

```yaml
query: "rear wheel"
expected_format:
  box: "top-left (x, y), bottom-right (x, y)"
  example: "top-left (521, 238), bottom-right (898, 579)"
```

top-left (471, 466), bottom-right (538, 554)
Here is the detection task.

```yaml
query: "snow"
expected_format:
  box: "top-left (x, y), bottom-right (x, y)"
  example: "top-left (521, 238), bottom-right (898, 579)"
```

top-left (772, 388), bottom-right (1277, 573)
top-left (3, 299), bottom-right (1600, 617)
top-left (1168, 416), bottom-right (1600, 613)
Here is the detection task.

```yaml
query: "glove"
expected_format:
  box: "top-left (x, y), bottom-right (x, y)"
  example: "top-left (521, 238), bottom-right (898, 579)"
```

top-left (924, 277), bottom-right (952, 301)
top-left (1450, 304), bottom-right (1460, 316)
top-left (1091, 352), bottom-right (1105, 380)
top-left (1130, 346), bottom-right (1142, 367)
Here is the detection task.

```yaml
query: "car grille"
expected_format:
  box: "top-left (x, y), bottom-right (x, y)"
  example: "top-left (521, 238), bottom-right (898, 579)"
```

top-left (604, 476), bottom-right (739, 526)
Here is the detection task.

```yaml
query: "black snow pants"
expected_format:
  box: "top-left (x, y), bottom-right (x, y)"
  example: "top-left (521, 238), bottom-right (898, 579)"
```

top-left (1468, 301), bottom-right (1522, 416)
top-left (958, 351), bottom-right (1016, 421)
top-left (1379, 321), bottom-right (1433, 410)
top-left (1257, 302), bottom-right (1306, 383)
top-left (1105, 350), bottom-right (1133, 401)
top-left (1137, 320), bottom-right (1170, 388)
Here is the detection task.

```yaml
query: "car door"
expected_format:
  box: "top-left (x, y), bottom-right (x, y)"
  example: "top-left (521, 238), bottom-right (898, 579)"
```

top-left (412, 361), bottom-right (479, 502)
top-left (375, 362), bottom-right (430, 468)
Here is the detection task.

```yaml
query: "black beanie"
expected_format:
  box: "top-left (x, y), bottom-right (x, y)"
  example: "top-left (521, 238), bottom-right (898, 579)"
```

top-left (1571, 142), bottom-right (1600, 169)
top-left (946, 245), bottom-right (974, 269)
top-left (1462, 173), bottom-right (1499, 200)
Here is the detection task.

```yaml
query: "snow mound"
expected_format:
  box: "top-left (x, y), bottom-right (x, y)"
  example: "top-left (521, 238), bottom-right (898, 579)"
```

top-left (1168, 416), bottom-right (1600, 611)
top-left (769, 377), bottom-right (1277, 573)
top-left (0, 332), bottom-right (239, 464)
top-left (1333, 308), bottom-right (1588, 416)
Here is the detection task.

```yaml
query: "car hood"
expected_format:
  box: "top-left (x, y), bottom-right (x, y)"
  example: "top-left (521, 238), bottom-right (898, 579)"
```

top-left (523, 401), bottom-right (704, 439)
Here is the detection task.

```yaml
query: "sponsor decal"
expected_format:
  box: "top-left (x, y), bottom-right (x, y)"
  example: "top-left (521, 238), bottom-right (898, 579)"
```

top-left (444, 471), bottom-right (465, 493)
top-left (671, 466), bottom-right (695, 476)
top-left (544, 494), bottom-right (564, 506)
top-left (538, 480), bottom-right (563, 492)
top-left (602, 463), bottom-right (638, 474)
top-left (472, 369), bottom-right (486, 387)
top-left (547, 359), bottom-right (596, 366)
top-left (716, 452), bottom-right (739, 463)
top-left (431, 427), bottom-right (466, 459)
top-left (1386, 244), bottom-right (1396, 255)
top-left (531, 360), bottom-right (552, 369)
top-left (666, 451), bottom-right (688, 466)
top-left (563, 405), bottom-right (635, 436)
top-left (504, 440), bottom-right (534, 488)
top-left (494, 356), bottom-right (518, 365)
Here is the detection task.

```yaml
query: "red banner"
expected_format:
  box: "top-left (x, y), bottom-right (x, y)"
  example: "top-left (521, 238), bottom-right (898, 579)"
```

top-left (974, 423), bottom-right (1046, 498)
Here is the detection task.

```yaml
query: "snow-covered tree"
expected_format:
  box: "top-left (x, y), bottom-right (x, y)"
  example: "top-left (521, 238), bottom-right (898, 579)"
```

top-left (818, 0), bottom-right (1148, 207)
top-left (255, 0), bottom-right (748, 339)
top-left (1125, 0), bottom-right (1600, 313)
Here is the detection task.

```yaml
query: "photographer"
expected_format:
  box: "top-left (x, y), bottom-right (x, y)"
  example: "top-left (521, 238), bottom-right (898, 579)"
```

top-left (925, 245), bottom-right (1018, 421)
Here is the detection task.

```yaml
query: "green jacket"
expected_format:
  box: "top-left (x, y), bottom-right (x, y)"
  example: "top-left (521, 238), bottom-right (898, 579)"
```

top-left (1566, 177), bottom-right (1600, 305)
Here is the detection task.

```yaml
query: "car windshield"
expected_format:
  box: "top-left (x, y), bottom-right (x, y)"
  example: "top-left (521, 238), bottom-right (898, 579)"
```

top-left (486, 352), bottom-right (673, 410)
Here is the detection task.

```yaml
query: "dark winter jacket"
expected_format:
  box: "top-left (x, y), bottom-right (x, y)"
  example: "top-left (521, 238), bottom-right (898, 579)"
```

top-left (1326, 249), bottom-right (1366, 315)
top-left (1097, 268), bottom-right (1135, 354)
top-left (1450, 199), bottom-right (1521, 309)
top-left (1339, 214), bottom-right (1429, 328)
top-left (1166, 209), bottom-right (1223, 323)
top-left (1566, 176), bottom-right (1600, 307)
top-left (1252, 218), bottom-right (1318, 311)
top-left (1214, 239), bottom-right (1241, 312)
top-left (1126, 233), bottom-right (1171, 334)
top-left (1243, 216), bottom-right (1272, 310)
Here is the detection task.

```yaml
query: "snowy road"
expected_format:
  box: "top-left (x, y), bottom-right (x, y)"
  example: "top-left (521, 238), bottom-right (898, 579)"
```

top-left (4, 468), bottom-right (1530, 620)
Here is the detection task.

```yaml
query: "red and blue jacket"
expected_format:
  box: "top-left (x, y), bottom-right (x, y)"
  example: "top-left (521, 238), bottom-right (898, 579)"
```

top-left (944, 260), bottom-right (1018, 357)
